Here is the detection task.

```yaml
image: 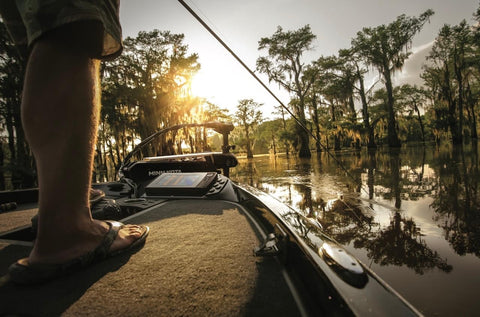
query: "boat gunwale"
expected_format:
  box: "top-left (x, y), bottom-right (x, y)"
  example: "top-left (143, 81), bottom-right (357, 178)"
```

top-left (234, 182), bottom-right (423, 317)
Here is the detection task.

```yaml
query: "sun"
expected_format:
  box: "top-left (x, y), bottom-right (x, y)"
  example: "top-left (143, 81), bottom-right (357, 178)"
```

top-left (189, 70), bottom-right (214, 100)
top-left (189, 60), bottom-right (244, 103)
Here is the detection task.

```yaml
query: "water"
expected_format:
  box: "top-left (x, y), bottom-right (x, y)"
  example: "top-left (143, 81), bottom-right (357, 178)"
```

top-left (230, 143), bottom-right (480, 317)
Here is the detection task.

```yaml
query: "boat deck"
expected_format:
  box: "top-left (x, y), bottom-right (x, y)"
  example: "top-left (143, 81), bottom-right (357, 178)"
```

top-left (0, 200), bottom-right (301, 316)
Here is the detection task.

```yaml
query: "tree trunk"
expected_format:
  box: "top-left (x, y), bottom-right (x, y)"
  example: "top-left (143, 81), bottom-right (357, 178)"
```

top-left (383, 68), bottom-right (401, 148)
top-left (271, 132), bottom-right (277, 155)
top-left (329, 101), bottom-right (340, 151)
top-left (358, 73), bottom-right (376, 148)
top-left (0, 142), bottom-right (5, 190)
top-left (442, 62), bottom-right (462, 145)
top-left (297, 125), bottom-right (311, 157)
top-left (471, 81), bottom-right (480, 140)
top-left (348, 95), bottom-right (356, 119)
top-left (454, 53), bottom-right (464, 144)
top-left (471, 110), bottom-right (478, 139)
top-left (5, 102), bottom-right (16, 166)
top-left (114, 142), bottom-right (122, 171)
top-left (280, 108), bottom-right (289, 158)
top-left (296, 97), bottom-right (311, 158)
top-left (414, 104), bottom-right (425, 145)
top-left (245, 127), bottom-right (253, 158)
top-left (312, 96), bottom-right (322, 152)
top-left (95, 146), bottom-right (103, 183)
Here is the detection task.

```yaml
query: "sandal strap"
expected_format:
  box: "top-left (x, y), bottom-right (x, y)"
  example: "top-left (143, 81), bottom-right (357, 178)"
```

top-left (90, 220), bottom-right (122, 260)
top-left (71, 220), bottom-right (122, 266)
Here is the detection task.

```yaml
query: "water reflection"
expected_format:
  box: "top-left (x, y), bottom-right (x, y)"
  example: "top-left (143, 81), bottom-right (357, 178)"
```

top-left (362, 211), bottom-right (452, 274)
top-left (430, 144), bottom-right (480, 256)
top-left (230, 144), bottom-right (480, 316)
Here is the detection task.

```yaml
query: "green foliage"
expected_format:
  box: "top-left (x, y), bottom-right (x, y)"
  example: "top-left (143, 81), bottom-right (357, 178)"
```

top-left (257, 25), bottom-right (316, 157)
top-left (352, 10), bottom-right (434, 74)
top-left (422, 19), bottom-right (479, 144)
top-left (203, 102), bottom-right (230, 122)
top-left (254, 119), bottom-right (284, 154)
top-left (234, 99), bottom-right (263, 158)
top-left (102, 30), bottom-right (201, 139)
top-left (351, 10), bottom-right (434, 147)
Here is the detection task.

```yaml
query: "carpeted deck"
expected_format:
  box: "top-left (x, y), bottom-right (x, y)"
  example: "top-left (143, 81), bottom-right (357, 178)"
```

top-left (0, 207), bottom-right (37, 233)
top-left (0, 200), bottom-right (300, 316)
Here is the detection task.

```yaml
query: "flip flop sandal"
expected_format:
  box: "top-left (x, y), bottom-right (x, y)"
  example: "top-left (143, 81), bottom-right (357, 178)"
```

top-left (8, 221), bottom-right (149, 285)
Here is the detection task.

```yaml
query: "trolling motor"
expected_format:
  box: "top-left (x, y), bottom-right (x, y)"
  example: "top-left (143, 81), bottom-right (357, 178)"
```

top-left (117, 122), bottom-right (238, 197)
top-left (202, 121), bottom-right (235, 154)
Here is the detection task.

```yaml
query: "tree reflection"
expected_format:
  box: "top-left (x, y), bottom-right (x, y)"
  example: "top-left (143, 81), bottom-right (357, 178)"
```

top-left (431, 144), bottom-right (480, 256)
top-left (373, 147), bottom-right (435, 203)
top-left (320, 196), bottom-right (376, 247)
top-left (367, 150), bottom-right (376, 200)
top-left (375, 149), bottom-right (402, 209)
top-left (320, 148), bottom-right (453, 273)
top-left (230, 143), bottom-right (480, 274)
top-left (363, 212), bottom-right (452, 274)
top-left (245, 160), bottom-right (256, 187)
top-left (283, 151), bottom-right (449, 274)
top-left (297, 184), bottom-right (318, 218)
top-left (315, 195), bottom-right (452, 274)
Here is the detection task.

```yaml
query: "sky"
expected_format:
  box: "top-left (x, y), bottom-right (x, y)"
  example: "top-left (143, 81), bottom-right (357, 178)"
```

top-left (119, 0), bottom-right (479, 119)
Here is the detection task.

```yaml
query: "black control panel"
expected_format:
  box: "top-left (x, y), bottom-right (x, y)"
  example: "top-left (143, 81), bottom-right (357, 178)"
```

top-left (205, 174), bottom-right (229, 196)
top-left (121, 152), bottom-right (238, 184)
top-left (145, 172), bottom-right (218, 196)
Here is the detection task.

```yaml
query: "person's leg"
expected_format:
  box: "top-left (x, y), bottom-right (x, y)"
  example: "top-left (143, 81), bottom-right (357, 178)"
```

top-left (21, 22), bottom-right (144, 265)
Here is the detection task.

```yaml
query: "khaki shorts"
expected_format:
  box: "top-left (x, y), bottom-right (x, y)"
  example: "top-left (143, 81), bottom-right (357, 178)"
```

top-left (0, 0), bottom-right (122, 60)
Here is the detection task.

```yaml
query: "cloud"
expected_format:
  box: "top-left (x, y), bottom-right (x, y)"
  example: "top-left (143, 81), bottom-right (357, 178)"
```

top-left (393, 41), bottom-right (434, 87)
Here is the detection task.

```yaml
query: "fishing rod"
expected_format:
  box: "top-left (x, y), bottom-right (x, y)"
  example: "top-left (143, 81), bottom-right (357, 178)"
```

top-left (177, 0), bottom-right (369, 198)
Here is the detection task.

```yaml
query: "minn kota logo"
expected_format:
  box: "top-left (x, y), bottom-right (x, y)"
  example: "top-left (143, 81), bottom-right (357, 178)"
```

top-left (148, 170), bottom-right (182, 177)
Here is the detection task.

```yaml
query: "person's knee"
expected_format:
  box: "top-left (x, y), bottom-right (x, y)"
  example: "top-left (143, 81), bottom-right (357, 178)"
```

top-left (36, 20), bottom-right (104, 58)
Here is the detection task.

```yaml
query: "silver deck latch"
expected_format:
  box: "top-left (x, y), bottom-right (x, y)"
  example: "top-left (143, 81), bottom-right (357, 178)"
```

top-left (254, 233), bottom-right (279, 256)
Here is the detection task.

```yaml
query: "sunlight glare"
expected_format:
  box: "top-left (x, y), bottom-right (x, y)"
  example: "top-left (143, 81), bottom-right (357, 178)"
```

top-left (190, 71), bottom-right (211, 99)
top-left (189, 68), bottom-right (239, 111)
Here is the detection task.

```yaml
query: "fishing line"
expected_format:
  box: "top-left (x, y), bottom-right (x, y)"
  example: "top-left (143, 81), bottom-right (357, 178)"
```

top-left (177, 0), bottom-right (372, 200)
top-left (188, 0), bottom-right (228, 43)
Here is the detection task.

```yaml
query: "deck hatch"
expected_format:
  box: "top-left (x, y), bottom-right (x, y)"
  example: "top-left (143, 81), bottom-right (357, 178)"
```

top-left (320, 242), bottom-right (368, 288)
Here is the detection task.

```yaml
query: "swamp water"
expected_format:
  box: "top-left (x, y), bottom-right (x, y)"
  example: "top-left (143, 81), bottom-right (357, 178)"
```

top-left (230, 144), bottom-right (480, 316)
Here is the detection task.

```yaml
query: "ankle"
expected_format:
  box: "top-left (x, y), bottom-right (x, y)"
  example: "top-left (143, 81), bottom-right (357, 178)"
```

top-left (36, 207), bottom-right (93, 233)
top-left (29, 220), bottom-right (108, 264)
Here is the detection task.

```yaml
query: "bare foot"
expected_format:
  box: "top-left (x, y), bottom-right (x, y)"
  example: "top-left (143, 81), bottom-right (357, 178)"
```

top-left (108, 221), bottom-right (146, 253)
